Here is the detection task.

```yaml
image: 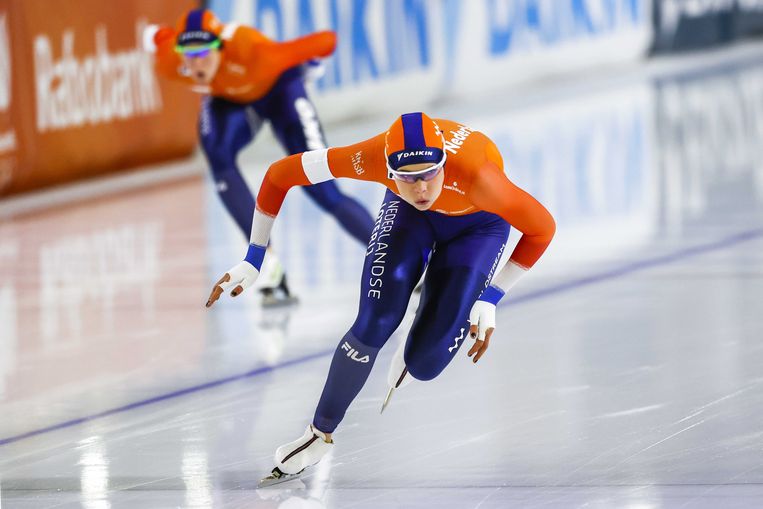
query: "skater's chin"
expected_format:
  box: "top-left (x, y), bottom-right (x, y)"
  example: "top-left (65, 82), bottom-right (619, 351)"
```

top-left (412, 199), bottom-right (432, 210)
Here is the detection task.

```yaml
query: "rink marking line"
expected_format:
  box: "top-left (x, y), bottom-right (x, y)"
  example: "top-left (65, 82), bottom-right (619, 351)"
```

top-left (0, 348), bottom-right (335, 447)
top-left (506, 227), bottom-right (763, 307)
top-left (1, 227), bottom-right (762, 448)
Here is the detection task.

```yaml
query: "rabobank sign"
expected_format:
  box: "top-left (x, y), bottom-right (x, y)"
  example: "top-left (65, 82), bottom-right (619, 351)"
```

top-left (0, 11), bottom-right (17, 156)
top-left (0, 13), bottom-right (11, 112)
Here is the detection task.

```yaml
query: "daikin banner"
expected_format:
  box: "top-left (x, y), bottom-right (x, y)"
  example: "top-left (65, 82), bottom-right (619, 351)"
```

top-left (208, 0), bottom-right (653, 122)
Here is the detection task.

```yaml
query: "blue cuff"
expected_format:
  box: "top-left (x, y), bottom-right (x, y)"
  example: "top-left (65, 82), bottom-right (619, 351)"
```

top-left (479, 285), bottom-right (505, 305)
top-left (244, 243), bottom-right (267, 270)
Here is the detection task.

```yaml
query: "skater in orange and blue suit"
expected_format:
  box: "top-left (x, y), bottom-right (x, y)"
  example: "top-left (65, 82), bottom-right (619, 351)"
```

top-left (146, 8), bottom-right (375, 299)
top-left (206, 112), bottom-right (556, 483)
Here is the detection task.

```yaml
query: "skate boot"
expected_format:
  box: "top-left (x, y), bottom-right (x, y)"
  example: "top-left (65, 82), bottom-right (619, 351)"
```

top-left (259, 424), bottom-right (333, 487)
top-left (381, 339), bottom-right (413, 413)
top-left (258, 250), bottom-right (298, 307)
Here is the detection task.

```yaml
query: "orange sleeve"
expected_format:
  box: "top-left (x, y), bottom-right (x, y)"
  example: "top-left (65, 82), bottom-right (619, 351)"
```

top-left (256, 154), bottom-right (309, 217)
top-left (470, 162), bottom-right (556, 269)
top-left (268, 31), bottom-right (337, 70)
top-left (153, 26), bottom-right (184, 81)
top-left (255, 134), bottom-right (384, 217)
top-left (326, 134), bottom-right (386, 181)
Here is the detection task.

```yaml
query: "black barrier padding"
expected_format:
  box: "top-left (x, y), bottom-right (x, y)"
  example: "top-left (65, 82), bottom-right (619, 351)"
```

top-left (651, 1), bottom-right (736, 53)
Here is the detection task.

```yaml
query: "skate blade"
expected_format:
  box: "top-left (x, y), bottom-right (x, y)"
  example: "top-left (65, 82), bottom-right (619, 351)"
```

top-left (261, 295), bottom-right (300, 308)
top-left (258, 467), bottom-right (304, 488)
top-left (380, 386), bottom-right (395, 414)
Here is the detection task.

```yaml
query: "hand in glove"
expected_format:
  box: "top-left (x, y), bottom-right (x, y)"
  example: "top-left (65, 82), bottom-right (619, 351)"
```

top-left (206, 244), bottom-right (266, 308)
top-left (467, 285), bottom-right (504, 363)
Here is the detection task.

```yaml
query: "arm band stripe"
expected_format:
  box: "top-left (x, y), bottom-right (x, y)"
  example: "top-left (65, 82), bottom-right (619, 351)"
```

top-left (301, 149), bottom-right (333, 184)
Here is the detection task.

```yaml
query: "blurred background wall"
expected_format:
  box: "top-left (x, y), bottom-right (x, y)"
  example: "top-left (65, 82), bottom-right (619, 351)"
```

top-left (1, 0), bottom-right (763, 198)
top-left (0, 0), bottom-right (200, 197)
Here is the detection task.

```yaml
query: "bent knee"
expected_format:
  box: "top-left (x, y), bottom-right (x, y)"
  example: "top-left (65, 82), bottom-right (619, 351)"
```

top-left (404, 325), bottom-right (466, 381)
top-left (350, 312), bottom-right (404, 349)
top-left (405, 338), bottom-right (449, 381)
top-left (406, 356), bottom-right (446, 381)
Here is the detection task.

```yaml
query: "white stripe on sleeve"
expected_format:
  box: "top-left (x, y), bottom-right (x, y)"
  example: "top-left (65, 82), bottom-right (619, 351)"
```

top-left (301, 149), bottom-right (334, 184)
top-left (491, 260), bottom-right (528, 293)
top-left (249, 209), bottom-right (275, 246)
top-left (142, 25), bottom-right (159, 52)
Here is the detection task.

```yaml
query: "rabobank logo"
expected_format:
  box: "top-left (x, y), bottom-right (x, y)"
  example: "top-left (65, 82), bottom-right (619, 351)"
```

top-left (34, 21), bottom-right (163, 132)
top-left (0, 11), bottom-right (16, 156)
top-left (0, 13), bottom-right (11, 112)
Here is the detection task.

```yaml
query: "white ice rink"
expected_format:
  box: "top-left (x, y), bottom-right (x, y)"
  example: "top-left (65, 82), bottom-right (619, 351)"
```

top-left (1, 44), bottom-right (763, 508)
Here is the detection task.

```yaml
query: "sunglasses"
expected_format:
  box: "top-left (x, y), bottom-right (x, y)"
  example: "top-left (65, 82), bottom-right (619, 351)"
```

top-left (174, 39), bottom-right (221, 57)
top-left (387, 157), bottom-right (446, 183)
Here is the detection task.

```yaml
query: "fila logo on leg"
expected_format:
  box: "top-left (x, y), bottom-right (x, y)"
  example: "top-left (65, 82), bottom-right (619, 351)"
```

top-left (341, 341), bottom-right (370, 363)
top-left (448, 328), bottom-right (466, 353)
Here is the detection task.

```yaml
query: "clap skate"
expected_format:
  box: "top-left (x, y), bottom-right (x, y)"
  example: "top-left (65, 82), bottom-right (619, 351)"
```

top-left (381, 339), bottom-right (413, 413)
top-left (258, 251), bottom-right (298, 307)
top-left (259, 424), bottom-right (333, 488)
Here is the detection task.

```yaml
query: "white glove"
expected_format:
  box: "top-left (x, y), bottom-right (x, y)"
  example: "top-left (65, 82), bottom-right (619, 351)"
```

top-left (142, 24), bottom-right (160, 53)
top-left (220, 260), bottom-right (259, 294)
top-left (206, 261), bottom-right (259, 307)
top-left (467, 300), bottom-right (496, 363)
top-left (468, 300), bottom-right (496, 341)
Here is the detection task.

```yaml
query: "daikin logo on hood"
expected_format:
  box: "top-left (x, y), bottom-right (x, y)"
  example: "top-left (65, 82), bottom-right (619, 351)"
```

top-left (0, 13), bottom-right (11, 112)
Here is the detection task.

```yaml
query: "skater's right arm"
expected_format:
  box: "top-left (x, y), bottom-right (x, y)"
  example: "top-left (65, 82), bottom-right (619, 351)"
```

top-left (206, 135), bottom-right (385, 308)
top-left (256, 134), bottom-right (383, 216)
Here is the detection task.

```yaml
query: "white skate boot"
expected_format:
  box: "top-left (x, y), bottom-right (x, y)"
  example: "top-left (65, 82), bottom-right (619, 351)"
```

top-left (259, 424), bottom-right (333, 487)
top-left (381, 339), bottom-right (413, 413)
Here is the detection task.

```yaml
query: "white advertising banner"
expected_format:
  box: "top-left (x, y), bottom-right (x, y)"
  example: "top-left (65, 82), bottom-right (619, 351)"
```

top-left (208, 0), bottom-right (653, 122)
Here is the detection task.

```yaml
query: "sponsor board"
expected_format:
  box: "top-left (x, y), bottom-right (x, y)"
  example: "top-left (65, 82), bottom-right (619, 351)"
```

top-left (0, 11), bottom-right (16, 158)
top-left (655, 60), bottom-right (763, 229)
top-left (652, 0), bottom-right (763, 52)
top-left (34, 22), bottom-right (163, 132)
top-left (0, 13), bottom-right (10, 114)
top-left (735, 0), bottom-right (763, 37)
top-left (0, 10), bottom-right (16, 193)
top-left (209, 0), bottom-right (652, 122)
top-left (1, 0), bottom-right (199, 197)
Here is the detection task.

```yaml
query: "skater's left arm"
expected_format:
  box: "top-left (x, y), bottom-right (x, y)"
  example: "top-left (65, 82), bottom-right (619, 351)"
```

top-left (465, 161), bottom-right (556, 362)
top-left (268, 31), bottom-right (337, 71)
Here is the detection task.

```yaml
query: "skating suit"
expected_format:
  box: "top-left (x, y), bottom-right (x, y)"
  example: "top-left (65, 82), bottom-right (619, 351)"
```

top-left (252, 119), bottom-right (556, 433)
top-left (151, 22), bottom-right (373, 242)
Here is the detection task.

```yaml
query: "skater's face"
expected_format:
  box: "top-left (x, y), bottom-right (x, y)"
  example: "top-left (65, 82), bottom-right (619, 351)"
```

top-left (394, 163), bottom-right (445, 210)
top-left (182, 49), bottom-right (222, 84)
